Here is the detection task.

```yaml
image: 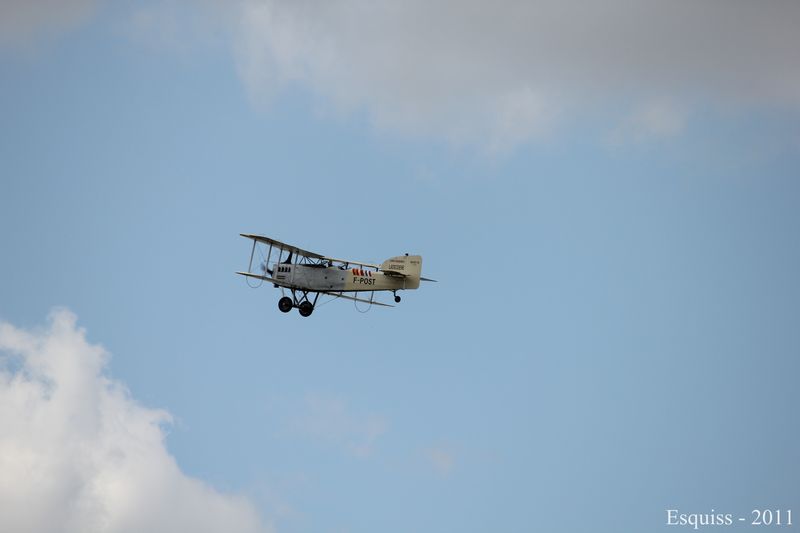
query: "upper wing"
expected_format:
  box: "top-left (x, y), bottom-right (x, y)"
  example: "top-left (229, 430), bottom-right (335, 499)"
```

top-left (240, 234), bottom-right (326, 260)
top-left (322, 256), bottom-right (381, 269)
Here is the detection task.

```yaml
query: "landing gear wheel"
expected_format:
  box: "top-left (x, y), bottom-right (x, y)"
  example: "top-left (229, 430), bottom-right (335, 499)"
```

top-left (278, 296), bottom-right (293, 313)
top-left (394, 294), bottom-right (401, 303)
top-left (298, 301), bottom-right (314, 317)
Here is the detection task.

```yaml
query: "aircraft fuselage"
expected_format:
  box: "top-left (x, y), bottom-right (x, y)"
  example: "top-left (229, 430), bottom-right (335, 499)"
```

top-left (272, 263), bottom-right (414, 292)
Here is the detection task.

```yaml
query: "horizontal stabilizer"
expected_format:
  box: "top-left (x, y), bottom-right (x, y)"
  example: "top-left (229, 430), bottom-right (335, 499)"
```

top-left (420, 277), bottom-right (438, 282)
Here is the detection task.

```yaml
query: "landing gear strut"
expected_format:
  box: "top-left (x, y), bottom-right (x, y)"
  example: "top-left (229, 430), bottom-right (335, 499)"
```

top-left (393, 291), bottom-right (401, 303)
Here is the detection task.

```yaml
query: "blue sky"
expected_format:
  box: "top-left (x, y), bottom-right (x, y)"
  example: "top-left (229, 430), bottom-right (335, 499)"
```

top-left (1, 2), bottom-right (799, 532)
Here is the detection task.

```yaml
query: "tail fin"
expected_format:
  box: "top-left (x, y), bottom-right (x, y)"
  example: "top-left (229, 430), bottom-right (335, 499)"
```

top-left (381, 254), bottom-right (422, 289)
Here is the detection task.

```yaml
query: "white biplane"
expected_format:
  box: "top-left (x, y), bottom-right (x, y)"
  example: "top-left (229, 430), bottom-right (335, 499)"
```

top-left (236, 234), bottom-right (436, 317)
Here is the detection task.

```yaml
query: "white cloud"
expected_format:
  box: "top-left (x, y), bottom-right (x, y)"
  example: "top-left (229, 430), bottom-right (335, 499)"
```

top-left (425, 446), bottom-right (455, 477)
top-left (609, 99), bottom-right (688, 144)
top-left (0, 0), bottom-right (99, 46)
top-left (292, 393), bottom-right (386, 458)
top-left (124, 0), bottom-right (232, 56)
top-left (0, 309), bottom-right (272, 533)
top-left (233, 0), bottom-right (800, 148)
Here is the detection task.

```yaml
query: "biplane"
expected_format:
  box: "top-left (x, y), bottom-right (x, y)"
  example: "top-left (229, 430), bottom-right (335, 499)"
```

top-left (236, 234), bottom-right (436, 316)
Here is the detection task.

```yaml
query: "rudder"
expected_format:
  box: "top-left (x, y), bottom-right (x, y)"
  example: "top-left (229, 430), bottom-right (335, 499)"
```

top-left (381, 254), bottom-right (422, 289)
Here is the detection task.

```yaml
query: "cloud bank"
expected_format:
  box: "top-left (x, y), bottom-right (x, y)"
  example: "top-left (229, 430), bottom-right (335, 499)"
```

top-left (3, 1), bottom-right (799, 147)
top-left (0, 309), bottom-right (270, 533)
top-left (234, 0), bottom-right (800, 147)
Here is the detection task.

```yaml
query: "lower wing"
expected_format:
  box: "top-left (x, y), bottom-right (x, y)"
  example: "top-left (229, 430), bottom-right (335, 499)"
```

top-left (320, 291), bottom-right (394, 307)
top-left (235, 271), bottom-right (279, 283)
top-left (236, 273), bottom-right (393, 307)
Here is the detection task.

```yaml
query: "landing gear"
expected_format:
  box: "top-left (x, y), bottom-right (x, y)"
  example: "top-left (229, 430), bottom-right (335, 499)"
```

top-left (298, 301), bottom-right (314, 317)
top-left (393, 291), bottom-right (401, 303)
top-left (278, 296), bottom-right (293, 313)
top-left (278, 290), bottom-right (319, 317)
